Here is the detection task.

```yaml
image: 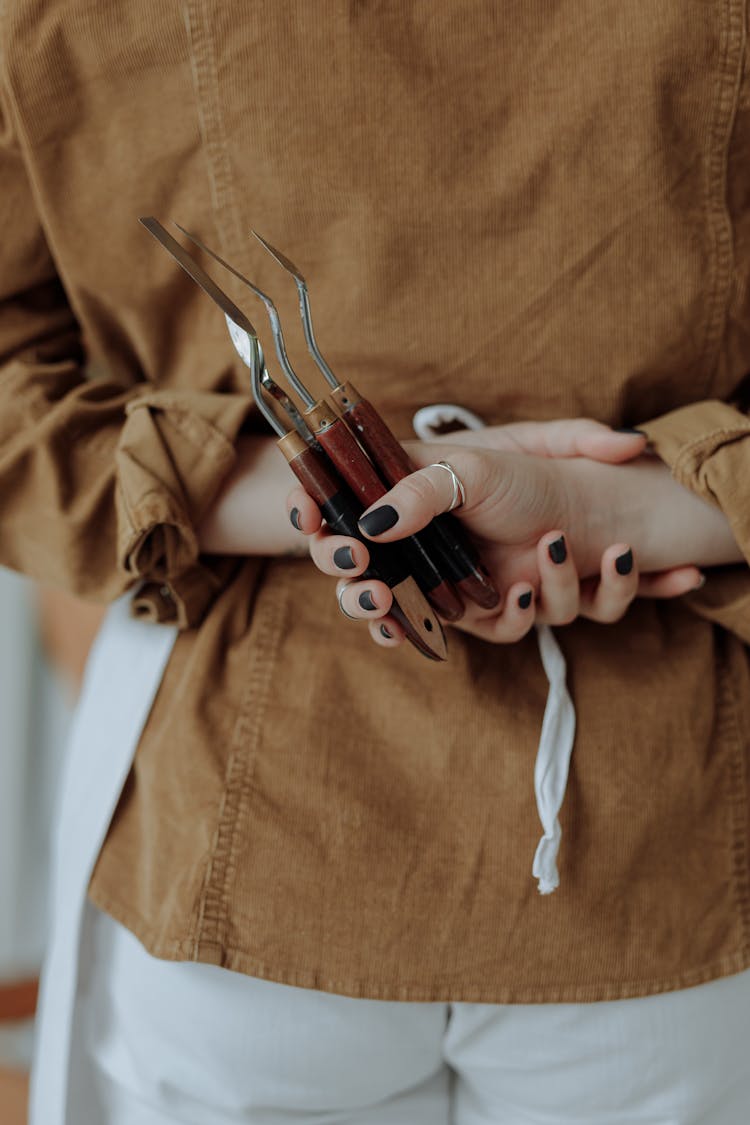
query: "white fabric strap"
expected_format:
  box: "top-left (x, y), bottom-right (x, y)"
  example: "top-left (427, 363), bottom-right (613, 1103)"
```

top-left (412, 403), bottom-right (486, 439)
top-left (30, 594), bottom-right (178, 1125)
top-left (531, 624), bottom-right (576, 894)
top-left (410, 406), bottom-right (578, 896)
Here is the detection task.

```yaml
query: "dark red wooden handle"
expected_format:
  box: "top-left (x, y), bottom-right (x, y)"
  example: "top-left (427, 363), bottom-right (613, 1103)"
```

top-left (311, 415), bottom-right (464, 621)
top-left (284, 443), bottom-right (342, 509)
top-left (342, 399), bottom-right (500, 610)
top-left (345, 399), bottom-right (416, 485)
top-left (313, 416), bottom-right (387, 507)
top-left (282, 443), bottom-right (448, 656)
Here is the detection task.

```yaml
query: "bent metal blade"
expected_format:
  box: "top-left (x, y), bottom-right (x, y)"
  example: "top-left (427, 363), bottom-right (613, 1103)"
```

top-left (139, 218), bottom-right (258, 340)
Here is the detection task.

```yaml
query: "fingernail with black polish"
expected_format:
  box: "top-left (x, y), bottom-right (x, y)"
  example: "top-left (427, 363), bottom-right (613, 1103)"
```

top-left (380, 624), bottom-right (393, 639)
top-left (358, 590), bottom-right (377, 611)
top-left (518, 590), bottom-right (533, 610)
top-left (333, 546), bottom-right (356, 570)
top-left (615, 548), bottom-right (633, 576)
top-left (290, 507), bottom-right (302, 531)
top-left (548, 536), bottom-right (567, 565)
top-left (615, 427), bottom-right (646, 436)
top-left (358, 505), bottom-right (399, 537)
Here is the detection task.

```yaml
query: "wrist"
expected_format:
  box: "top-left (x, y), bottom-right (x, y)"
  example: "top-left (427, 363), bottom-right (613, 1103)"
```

top-left (558, 454), bottom-right (744, 574)
top-left (198, 436), bottom-right (306, 556)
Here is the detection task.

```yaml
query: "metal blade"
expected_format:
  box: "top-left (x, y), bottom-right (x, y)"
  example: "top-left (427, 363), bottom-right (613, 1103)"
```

top-left (140, 218), bottom-right (258, 339)
top-left (175, 222), bottom-right (270, 301)
top-left (260, 370), bottom-right (316, 443)
top-left (140, 218), bottom-right (288, 437)
top-left (251, 229), bottom-right (339, 390)
top-left (175, 222), bottom-right (315, 408)
top-left (251, 230), bottom-right (308, 283)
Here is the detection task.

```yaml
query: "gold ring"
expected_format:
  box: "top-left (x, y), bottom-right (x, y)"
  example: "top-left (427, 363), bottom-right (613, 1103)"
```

top-left (428, 461), bottom-right (467, 512)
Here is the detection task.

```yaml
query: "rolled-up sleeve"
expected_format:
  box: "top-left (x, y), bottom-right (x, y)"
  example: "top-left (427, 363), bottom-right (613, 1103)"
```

top-left (641, 399), bottom-right (750, 643)
top-left (0, 96), bottom-right (253, 628)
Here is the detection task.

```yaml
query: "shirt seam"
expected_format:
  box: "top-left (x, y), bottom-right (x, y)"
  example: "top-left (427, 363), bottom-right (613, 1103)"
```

top-left (183, 0), bottom-right (246, 268)
top-left (117, 489), bottom-right (186, 552)
top-left (87, 886), bottom-right (750, 1005)
top-left (125, 397), bottom-right (237, 459)
top-left (189, 563), bottom-right (292, 956)
top-left (699, 0), bottom-right (746, 399)
top-left (717, 649), bottom-right (750, 952)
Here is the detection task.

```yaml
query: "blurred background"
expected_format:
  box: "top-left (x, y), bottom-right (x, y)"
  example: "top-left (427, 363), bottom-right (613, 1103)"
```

top-left (0, 569), bottom-right (104, 1125)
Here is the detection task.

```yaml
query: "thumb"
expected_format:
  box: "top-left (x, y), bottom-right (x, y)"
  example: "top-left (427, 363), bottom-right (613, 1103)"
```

top-left (357, 449), bottom-right (478, 541)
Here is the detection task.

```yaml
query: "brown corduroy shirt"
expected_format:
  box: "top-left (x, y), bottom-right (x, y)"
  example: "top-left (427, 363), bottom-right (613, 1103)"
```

top-left (2, 0), bottom-right (750, 1002)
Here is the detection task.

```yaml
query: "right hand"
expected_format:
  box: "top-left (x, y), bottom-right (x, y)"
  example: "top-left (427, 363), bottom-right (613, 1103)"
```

top-left (287, 419), bottom-right (703, 647)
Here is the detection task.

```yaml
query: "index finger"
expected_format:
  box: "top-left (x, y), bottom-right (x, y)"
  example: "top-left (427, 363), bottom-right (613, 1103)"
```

top-left (356, 457), bottom-right (474, 542)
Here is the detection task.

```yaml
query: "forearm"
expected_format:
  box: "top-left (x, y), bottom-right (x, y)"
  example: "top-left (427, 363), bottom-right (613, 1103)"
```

top-left (197, 436), bottom-right (307, 557)
top-left (564, 455), bottom-right (744, 575)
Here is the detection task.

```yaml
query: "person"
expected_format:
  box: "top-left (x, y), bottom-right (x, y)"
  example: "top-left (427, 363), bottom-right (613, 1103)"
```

top-left (2, 2), bottom-right (750, 1121)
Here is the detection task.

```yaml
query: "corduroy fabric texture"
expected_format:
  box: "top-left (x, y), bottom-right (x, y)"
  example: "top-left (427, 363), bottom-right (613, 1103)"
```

top-left (2, 0), bottom-right (750, 1001)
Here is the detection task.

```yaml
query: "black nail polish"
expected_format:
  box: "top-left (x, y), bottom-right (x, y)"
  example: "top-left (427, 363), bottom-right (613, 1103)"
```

top-left (615, 548), bottom-right (633, 576)
top-left (518, 590), bottom-right (533, 610)
top-left (358, 505), bottom-right (399, 537)
top-left (615, 427), bottom-right (646, 436)
top-left (290, 507), bottom-right (302, 531)
top-left (380, 624), bottom-right (393, 639)
top-left (359, 590), bottom-right (377, 611)
top-left (548, 536), bottom-right (567, 565)
top-left (333, 546), bottom-right (356, 570)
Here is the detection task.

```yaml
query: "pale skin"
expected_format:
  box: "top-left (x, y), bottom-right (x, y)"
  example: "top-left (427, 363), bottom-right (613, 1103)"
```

top-left (198, 421), bottom-right (744, 647)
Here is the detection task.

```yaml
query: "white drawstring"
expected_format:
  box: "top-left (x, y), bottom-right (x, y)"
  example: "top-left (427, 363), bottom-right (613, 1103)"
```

top-left (412, 406), bottom-right (577, 894)
top-left (412, 403), bottom-right (487, 439)
top-left (532, 624), bottom-right (576, 894)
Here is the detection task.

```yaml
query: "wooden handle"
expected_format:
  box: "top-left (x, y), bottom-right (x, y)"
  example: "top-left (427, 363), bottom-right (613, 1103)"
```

top-left (331, 386), bottom-right (500, 610)
top-left (280, 439), bottom-right (398, 578)
top-left (304, 403), bottom-right (386, 508)
top-left (276, 434), bottom-right (448, 658)
top-left (305, 405), bottom-right (464, 621)
top-left (330, 388), bottom-right (414, 483)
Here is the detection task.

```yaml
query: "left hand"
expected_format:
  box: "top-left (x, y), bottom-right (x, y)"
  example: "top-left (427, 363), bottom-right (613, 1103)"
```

top-left (317, 531), bottom-right (699, 647)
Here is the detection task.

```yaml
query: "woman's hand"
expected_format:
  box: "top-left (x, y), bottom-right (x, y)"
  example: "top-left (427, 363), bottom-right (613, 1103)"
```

top-left (287, 419), bottom-right (706, 645)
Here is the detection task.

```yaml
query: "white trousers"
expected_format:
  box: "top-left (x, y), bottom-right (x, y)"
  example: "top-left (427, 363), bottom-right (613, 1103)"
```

top-left (66, 901), bottom-right (750, 1125)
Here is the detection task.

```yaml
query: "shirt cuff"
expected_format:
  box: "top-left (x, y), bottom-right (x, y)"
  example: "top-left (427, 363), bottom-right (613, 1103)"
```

top-left (641, 399), bottom-right (750, 642)
top-left (115, 389), bottom-right (255, 627)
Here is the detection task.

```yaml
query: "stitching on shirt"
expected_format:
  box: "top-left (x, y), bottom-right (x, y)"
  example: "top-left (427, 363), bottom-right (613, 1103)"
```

top-left (181, 0), bottom-right (285, 957)
top-left (697, 0), bottom-right (746, 397)
top-left (126, 395), bottom-right (213, 433)
top-left (160, 410), bottom-right (236, 470)
top-left (190, 563), bottom-right (292, 956)
top-left (125, 394), bottom-right (238, 457)
top-left (716, 646), bottom-right (750, 952)
top-left (89, 883), bottom-right (750, 1003)
top-left (115, 486), bottom-right (172, 541)
top-left (116, 483), bottom-right (185, 536)
top-left (182, 0), bottom-right (246, 268)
